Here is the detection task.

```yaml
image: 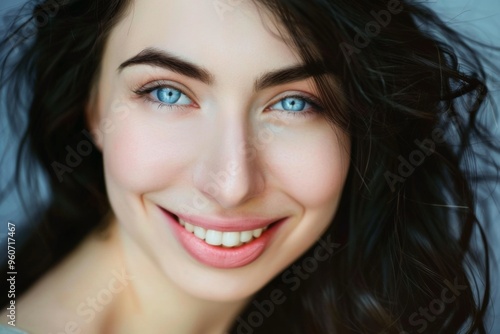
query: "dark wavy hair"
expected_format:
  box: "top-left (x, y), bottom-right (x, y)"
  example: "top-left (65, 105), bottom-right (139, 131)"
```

top-left (1, 0), bottom-right (499, 333)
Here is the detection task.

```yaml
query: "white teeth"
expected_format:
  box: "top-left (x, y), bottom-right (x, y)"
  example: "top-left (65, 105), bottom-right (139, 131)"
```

top-left (193, 226), bottom-right (206, 239)
top-left (178, 218), bottom-right (269, 247)
top-left (185, 222), bottom-right (194, 233)
top-left (229, 241), bottom-right (244, 248)
top-left (240, 231), bottom-right (253, 243)
top-left (205, 230), bottom-right (222, 246)
top-left (252, 228), bottom-right (263, 238)
top-left (222, 232), bottom-right (240, 247)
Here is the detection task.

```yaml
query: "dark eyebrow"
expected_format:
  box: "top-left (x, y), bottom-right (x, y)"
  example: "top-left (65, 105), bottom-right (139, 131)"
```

top-left (118, 47), bottom-right (214, 84)
top-left (118, 47), bottom-right (325, 91)
top-left (254, 65), bottom-right (321, 91)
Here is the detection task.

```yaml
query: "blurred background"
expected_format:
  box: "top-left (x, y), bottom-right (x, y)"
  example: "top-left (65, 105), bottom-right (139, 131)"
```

top-left (1, 0), bottom-right (499, 332)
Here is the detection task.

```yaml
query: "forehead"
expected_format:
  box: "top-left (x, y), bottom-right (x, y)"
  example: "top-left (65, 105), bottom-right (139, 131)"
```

top-left (103, 0), bottom-right (301, 77)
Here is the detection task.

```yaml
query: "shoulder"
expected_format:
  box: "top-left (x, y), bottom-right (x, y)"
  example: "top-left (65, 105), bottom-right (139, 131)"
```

top-left (0, 225), bottom-right (121, 333)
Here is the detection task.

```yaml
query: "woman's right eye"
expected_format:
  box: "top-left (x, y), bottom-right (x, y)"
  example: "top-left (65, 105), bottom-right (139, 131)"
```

top-left (134, 83), bottom-right (194, 110)
top-left (149, 87), bottom-right (193, 107)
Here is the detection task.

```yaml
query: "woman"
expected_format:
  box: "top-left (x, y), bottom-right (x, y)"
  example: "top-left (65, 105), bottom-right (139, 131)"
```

top-left (0, 0), bottom-right (498, 333)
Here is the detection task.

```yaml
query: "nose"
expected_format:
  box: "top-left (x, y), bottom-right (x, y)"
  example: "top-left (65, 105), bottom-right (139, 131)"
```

top-left (192, 110), bottom-right (266, 209)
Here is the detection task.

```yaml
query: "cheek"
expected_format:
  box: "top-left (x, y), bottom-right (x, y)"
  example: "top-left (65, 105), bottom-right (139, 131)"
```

top-left (270, 127), bottom-right (350, 208)
top-left (102, 112), bottom-right (196, 192)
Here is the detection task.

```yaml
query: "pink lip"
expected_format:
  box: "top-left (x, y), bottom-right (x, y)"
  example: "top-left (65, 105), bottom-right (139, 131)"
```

top-left (169, 210), bottom-right (281, 232)
top-left (159, 207), bottom-right (287, 268)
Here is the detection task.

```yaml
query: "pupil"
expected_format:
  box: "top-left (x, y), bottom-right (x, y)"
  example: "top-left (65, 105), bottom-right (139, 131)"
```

top-left (284, 98), bottom-right (304, 111)
top-left (158, 88), bottom-right (180, 103)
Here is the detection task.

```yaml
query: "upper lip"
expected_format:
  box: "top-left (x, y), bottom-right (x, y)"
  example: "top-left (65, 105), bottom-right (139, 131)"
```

top-left (161, 207), bottom-right (284, 232)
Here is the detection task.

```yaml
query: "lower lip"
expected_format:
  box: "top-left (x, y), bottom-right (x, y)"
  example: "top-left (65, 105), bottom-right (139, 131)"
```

top-left (160, 208), bottom-right (286, 269)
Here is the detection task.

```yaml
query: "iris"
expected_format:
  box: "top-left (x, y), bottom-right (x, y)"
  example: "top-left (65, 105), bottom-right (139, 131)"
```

top-left (156, 87), bottom-right (182, 104)
top-left (278, 97), bottom-right (306, 112)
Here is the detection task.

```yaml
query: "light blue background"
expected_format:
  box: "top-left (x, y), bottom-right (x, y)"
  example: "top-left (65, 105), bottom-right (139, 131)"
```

top-left (1, 0), bottom-right (499, 332)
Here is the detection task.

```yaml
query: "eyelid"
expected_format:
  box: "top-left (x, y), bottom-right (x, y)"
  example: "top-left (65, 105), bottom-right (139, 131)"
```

top-left (133, 80), bottom-right (324, 114)
top-left (267, 91), bottom-right (324, 111)
top-left (133, 79), bottom-right (197, 103)
top-left (133, 80), bottom-right (198, 111)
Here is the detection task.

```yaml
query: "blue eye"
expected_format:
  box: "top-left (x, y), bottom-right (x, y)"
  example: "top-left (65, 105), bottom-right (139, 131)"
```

top-left (273, 97), bottom-right (307, 112)
top-left (152, 87), bottom-right (192, 106)
top-left (269, 95), bottom-right (323, 118)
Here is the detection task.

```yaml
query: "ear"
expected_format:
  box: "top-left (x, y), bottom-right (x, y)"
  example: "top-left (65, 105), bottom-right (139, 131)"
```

top-left (85, 84), bottom-right (103, 151)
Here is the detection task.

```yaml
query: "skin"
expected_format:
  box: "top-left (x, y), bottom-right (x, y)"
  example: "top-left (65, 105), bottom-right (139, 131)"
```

top-left (3, 0), bottom-right (350, 332)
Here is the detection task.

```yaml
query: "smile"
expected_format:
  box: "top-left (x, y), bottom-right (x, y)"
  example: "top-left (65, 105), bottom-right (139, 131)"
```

top-left (159, 206), bottom-right (286, 268)
top-left (178, 217), bottom-right (269, 248)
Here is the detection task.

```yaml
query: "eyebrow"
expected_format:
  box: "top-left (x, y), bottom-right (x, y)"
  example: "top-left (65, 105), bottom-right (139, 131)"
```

top-left (117, 47), bottom-right (324, 92)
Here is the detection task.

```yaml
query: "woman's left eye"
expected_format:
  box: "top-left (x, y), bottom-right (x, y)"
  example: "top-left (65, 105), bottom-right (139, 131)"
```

top-left (269, 96), bottom-right (321, 116)
top-left (150, 87), bottom-right (192, 106)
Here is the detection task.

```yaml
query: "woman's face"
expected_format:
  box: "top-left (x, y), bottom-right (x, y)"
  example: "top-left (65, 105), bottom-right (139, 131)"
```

top-left (89, 0), bottom-right (350, 302)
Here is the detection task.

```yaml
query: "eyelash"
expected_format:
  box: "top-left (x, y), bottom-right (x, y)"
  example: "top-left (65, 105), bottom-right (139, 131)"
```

top-left (133, 82), bottom-right (324, 117)
top-left (272, 94), bottom-right (324, 118)
top-left (133, 81), bottom-right (194, 110)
